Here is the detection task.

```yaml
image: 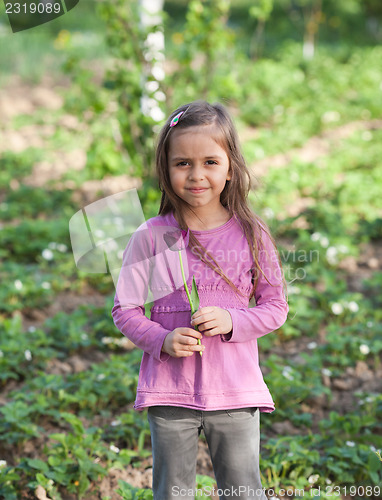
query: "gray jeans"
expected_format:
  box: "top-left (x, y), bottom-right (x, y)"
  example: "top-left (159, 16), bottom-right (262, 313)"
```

top-left (147, 406), bottom-right (267, 500)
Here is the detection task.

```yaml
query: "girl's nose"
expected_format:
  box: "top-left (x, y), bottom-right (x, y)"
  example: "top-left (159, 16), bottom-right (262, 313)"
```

top-left (188, 165), bottom-right (204, 180)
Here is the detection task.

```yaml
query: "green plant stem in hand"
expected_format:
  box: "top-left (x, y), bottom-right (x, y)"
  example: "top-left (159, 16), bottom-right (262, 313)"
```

top-left (178, 249), bottom-right (202, 356)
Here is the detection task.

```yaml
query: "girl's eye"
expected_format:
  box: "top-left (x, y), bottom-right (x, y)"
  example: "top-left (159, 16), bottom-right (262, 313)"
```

top-left (174, 160), bottom-right (217, 167)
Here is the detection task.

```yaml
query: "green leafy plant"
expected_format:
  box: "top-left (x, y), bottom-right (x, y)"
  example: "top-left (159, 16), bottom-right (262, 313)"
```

top-left (0, 314), bottom-right (59, 385)
top-left (116, 480), bottom-right (153, 500)
top-left (44, 412), bottom-right (109, 498)
top-left (164, 230), bottom-right (202, 354)
top-left (0, 463), bottom-right (20, 500)
top-left (0, 149), bottom-right (41, 188)
top-left (102, 410), bottom-right (151, 454)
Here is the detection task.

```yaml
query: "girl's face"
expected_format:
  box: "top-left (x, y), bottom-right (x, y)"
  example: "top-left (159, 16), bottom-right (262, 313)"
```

top-left (168, 125), bottom-right (231, 217)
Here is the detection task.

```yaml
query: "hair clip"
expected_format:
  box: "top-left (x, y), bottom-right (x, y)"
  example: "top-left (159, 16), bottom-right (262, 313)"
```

top-left (170, 111), bottom-right (184, 127)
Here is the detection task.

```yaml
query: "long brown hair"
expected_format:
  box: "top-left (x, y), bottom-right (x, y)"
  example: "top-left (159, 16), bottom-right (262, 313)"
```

top-left (155, 100), bottom-right (287, 303)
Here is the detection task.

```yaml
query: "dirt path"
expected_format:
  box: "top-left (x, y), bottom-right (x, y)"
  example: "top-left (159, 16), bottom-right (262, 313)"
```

top-left (248, 119), bottom-right (382, 178)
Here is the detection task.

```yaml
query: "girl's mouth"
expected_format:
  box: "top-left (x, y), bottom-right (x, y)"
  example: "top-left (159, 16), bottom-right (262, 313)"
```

top-left (187, 188), bottom-right (207, 194)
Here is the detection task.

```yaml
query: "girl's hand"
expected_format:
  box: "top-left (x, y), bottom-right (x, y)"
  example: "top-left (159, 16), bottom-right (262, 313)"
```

top-left (191, 307), bottom-right (233, 337)
top-left (162, 328), bottom-right (205, 358)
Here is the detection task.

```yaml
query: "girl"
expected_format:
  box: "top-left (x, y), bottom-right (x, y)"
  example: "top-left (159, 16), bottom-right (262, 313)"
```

top-left (112, 101), bottom-right (288, 499)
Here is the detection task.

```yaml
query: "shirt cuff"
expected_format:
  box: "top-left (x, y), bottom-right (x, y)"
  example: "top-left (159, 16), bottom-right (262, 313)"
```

top-left (220, 310), bottom-right (233, 342)
top-left (153, 329), bottom-right (172, 362)
top-left (221, 332), bottom-right (232, 342)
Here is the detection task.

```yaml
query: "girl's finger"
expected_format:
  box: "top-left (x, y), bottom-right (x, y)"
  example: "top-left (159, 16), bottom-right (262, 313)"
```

top-left (189, 344), bottom-right (204, 351)
top-left (178, 346), bottom-right (204, 357)
top-left (184, 328), bottom-right (202, 338)
top-left (197, 319), bottom-right (216, 331)
top-left (181, 336), bottom-right (198, 345)
top-left (202, 327), bottom-right (220, 337)
top-left (191, 315), bottom-right (208, 325)
top-left (185, 345), bottom-right (205, 355)
top-left (174, 351), bottom-right (193, 358)
top-left (194, 310), bottom-right (219, 325)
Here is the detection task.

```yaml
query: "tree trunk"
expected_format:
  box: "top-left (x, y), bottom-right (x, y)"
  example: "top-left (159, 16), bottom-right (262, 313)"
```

top-left (139, 0), bottom-right (166, 121)
top-left (302, 0), bottom-right (322, 60)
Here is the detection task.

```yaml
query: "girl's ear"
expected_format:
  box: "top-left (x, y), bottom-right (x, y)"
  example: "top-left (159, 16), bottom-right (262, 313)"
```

top-left (226, 169), bottom-right (232, 181)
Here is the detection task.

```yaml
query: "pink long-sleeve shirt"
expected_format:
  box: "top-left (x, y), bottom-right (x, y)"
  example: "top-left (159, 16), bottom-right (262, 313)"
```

top-left (112, 211), bottom-right (288, 412)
